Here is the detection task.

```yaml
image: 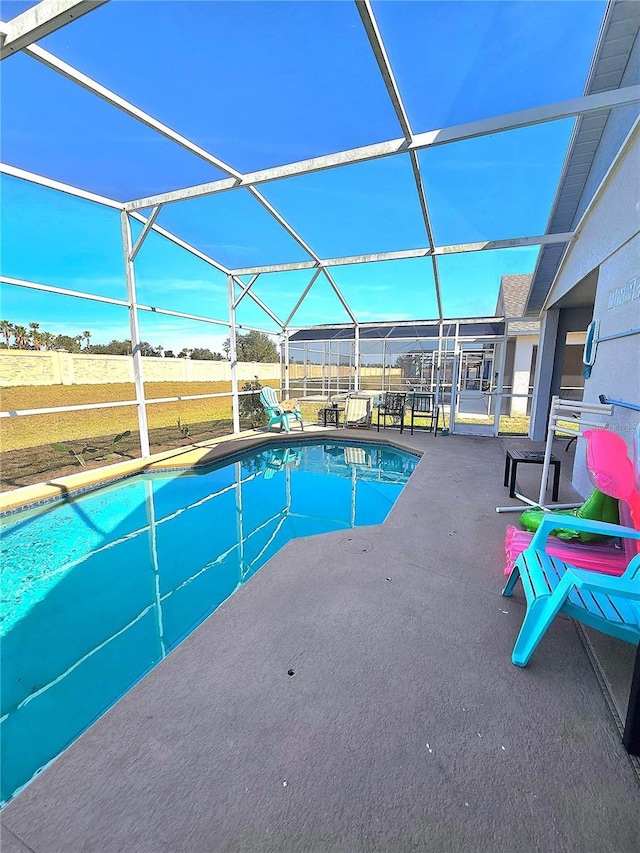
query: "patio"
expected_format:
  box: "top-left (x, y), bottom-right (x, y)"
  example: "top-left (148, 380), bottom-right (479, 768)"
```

top-left (1, 1), bottom-right (639, 848)
top-left (2, 431), bottom-right (638, 852)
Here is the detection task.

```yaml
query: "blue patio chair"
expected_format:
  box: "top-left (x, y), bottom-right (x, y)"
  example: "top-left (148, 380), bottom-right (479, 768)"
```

top-left (259, 386), bottom-right (304, 433)
top-left (502, 514), bottom-right (640, 667)
top-left (263, 448), bottom-right (302, 479)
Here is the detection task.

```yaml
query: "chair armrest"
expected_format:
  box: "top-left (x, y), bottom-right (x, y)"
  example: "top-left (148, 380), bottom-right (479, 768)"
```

top-left (530, 513), bottom-right (640, 551)
top-left (566, 566), bottom-right (640, 599)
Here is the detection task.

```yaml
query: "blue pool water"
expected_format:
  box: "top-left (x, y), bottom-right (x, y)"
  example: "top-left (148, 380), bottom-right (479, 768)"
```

top-left (0, 441), bottom-right (417, 805)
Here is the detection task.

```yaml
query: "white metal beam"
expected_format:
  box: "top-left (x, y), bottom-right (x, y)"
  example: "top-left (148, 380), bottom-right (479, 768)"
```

top-left (232, 274), bottom-right (260, 309)
top-left (432, 234), bottom-right (575, 254)
top-left (230, 233), bottom-right (575, 276)
top-left (0, 1), bottom-right (108, 60)
top-left (284, 330), bottom-right (290, 397)
top-left (409, 150), bottom-right (444, 320)
top-left (120, 210), bottom-right (150, 457)
top-left (286, 314), bottom-right (506, 334)
top-left (1, 164), bottom-right (232, 275)
top-left (0, 274), bottom-right (128, 306)
top-left (124, 86), bottom-right (640, 211)
top-left (231, 275), bottom-right (284, 329)
top-left (0, 274), bottom-right (275, 335)
top-left (141, 218), bottom-right (230, 274)
top-left (20, 43), bottom-right (322, 267)
top-left (355, 0), bottom-right (444, 322)
top-left (0, 162), bottom-right (122, 208)
top-left (322, 268), bottom-right (358, 325)
top-left (355, 0), bottom-right (412, 140)
top-left (125, 141), bottom-right (403, 211)
top-left (283, 268), bottom-right (323, 329)
top-left (22, 42), bottom-right (244, 179)
top-left (232, 273), bottom-right (286, 329)
top-left (129, 204), bottom-right (162, 261)
top-left (135, 304), bottom-right (230, 329)
top-left (246, 186), bottom-right (321, 263)
top-left (354, 324), bottom-right (361, 391)
top-left (227, 275), bottom-right (240, 434)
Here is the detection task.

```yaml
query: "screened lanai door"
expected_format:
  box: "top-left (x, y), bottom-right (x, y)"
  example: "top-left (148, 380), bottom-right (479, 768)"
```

top-left (448, 341), bottom-right (504, 437)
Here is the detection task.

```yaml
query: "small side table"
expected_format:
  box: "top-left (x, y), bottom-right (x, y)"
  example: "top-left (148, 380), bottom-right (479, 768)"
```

top-left (322, 406), bottom-right (344, 427)
top-left (504, 449), bottom-right (561, 501)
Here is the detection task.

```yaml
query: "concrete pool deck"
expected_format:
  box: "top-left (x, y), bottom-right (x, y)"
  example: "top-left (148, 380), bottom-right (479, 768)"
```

top-left (2, 429), bottom-right (639, 852)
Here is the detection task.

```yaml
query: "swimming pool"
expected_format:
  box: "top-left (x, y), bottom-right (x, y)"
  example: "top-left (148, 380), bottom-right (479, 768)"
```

top-left (0, 440), bottom-right (417, 805)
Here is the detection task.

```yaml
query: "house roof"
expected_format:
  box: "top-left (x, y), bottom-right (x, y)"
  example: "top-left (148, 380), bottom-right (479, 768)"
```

top-left (525, 1), bottom-right (640, 315)
top-left (497, 274), bottom-right (533, 319)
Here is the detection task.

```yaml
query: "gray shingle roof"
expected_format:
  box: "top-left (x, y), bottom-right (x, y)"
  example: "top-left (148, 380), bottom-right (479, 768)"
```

top-left (496, 274), bottom-right (540, 336)
top-left (525, 1), bottom-right (640, 315)
top-left (497, 274), bottom-right (534, 319)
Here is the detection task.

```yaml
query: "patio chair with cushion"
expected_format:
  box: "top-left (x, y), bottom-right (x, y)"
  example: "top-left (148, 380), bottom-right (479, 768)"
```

top-left (376, 392), bottom-right (406, 433)
top-left (502, 513), bottom-right (640, 668)
top-left (259, 386), bottom-right (304, 433)
top-left (343, 394), bottom-right (372, 429)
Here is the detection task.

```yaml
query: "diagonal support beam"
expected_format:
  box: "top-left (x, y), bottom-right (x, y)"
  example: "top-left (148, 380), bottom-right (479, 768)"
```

top-left (232, 274), bottom-right (260, 309)
top-left (283, 267), bottom-right (323, 329)
top-left (20, 41), bottom-right (323, 269)
top-left (22, 42), bottom-right (244, 178)
top-left (355, 0), bottom-right (445, 319)
top-left (322, 268), bottom-right (357, 324)
top-left (231, 275), bottom-right (284, 329)
top-left (247, 186), bottom-right (321, 263)
top-left (409, 150), bottom-right (444, 320)
top-left (0, 0), bottom-right (108, 60)
top-left (355, 0), bottom-right (412, 140)
top-left (1, 163), bottom-right (232, 275)
top-left (129, 205), bottom-right (162, 261)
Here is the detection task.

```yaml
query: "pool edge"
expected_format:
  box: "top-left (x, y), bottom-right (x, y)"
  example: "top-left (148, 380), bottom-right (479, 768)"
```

top-left (0, 426), bottom-right (424, 516)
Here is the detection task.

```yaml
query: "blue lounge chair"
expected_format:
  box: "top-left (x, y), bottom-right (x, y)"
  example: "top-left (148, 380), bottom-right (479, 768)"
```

top-left (502, 514), bottom-right (640, 668)
top-left (259, 386), bottom-right (304, 433)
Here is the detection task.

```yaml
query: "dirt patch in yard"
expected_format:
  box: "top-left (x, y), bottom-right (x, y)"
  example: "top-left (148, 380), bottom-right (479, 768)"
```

top-left (0, 418), bottom-right (236, 492)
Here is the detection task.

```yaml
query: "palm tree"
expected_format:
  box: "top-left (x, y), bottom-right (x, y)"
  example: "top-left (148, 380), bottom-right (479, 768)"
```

top-left (83, 330), bottom-right (91, 351)
top-left (157, 345), bottom-right (164, 358)
top-left (41, 332), bottom-right (55, 351)
top-left (29, 322), bottom-right (42, 350)
top-left (0, 320), bottom-right (13, 348)
top-left (13, 325), bottom-right (28, 349)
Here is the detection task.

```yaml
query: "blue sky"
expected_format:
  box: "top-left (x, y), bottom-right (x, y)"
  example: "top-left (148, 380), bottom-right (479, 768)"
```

top-left (0, 0), bottom-right (606, 353)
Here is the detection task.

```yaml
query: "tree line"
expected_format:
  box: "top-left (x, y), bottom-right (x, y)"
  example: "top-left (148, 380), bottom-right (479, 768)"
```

top-left (0, 321), bottom-right (279, 362)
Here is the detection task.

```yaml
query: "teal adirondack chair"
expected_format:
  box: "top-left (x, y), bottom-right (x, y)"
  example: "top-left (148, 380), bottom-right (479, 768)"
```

top-left (259, 386), bottom-right (304, 433)
top-left (502, 514), bottom-right (640, 667)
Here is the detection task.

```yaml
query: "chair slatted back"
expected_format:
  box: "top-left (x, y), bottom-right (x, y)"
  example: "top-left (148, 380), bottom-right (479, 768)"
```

top-left (410, 392), bottom-right (432, 414)
top-left (260, 386), bottom-right (280, 412)
top-left (381, 393), bottom-right (406, 413)
top-left (344, 395), bottom-right (371, 427)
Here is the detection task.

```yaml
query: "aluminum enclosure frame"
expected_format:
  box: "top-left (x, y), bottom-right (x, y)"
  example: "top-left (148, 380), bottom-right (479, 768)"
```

top-left (2, 0), bottom-right (639, 456)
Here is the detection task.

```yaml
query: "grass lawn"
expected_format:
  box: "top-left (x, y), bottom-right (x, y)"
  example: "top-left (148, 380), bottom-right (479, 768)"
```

top-left (0, 382), bottom-right (241, 451)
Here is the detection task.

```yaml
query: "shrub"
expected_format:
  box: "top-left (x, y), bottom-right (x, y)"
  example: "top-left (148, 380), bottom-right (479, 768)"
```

top-left (239, 380), bottom-right (267, 427)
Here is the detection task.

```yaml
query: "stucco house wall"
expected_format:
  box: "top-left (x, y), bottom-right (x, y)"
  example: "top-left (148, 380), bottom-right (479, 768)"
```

top-left (545, 126), bottom-right (640, 496)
